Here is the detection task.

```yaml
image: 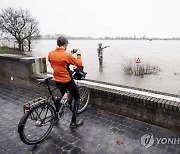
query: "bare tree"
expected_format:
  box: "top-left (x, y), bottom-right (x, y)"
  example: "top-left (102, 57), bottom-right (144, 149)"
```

top-left (25, 17), bottom-right (40, 51)
top-left (0, 7), bottom-right (40, 51)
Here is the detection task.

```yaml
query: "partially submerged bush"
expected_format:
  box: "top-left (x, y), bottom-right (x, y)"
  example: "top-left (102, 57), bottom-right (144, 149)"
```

top-left (122, 58), bottom-right (160, 76)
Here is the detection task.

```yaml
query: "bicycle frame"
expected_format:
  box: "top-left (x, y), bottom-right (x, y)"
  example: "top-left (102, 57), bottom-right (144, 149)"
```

top-left (45, 79), bottom-right (56, 103)
top-left (42, 78), bottom-right (72, 114)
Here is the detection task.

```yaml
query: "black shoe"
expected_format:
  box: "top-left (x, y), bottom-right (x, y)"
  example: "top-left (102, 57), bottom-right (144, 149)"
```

top-left (70, 119), bottom-right (83, 128)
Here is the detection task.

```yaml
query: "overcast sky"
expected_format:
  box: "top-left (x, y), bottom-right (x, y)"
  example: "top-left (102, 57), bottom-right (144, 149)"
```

top-left (1, 0), bottom-right (180, 38)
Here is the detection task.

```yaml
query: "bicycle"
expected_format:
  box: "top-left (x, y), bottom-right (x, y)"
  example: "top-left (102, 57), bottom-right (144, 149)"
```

top-left (18, 68), bottom-right (90, 145)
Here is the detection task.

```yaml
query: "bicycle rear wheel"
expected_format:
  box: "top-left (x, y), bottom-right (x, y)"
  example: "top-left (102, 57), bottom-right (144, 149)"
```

top-left (18, 103), bottom-right (55, 145)
top-left (70, 86), bottom-right (90, 113)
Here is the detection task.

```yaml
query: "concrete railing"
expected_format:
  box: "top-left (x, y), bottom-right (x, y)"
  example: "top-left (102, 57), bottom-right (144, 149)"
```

top-left (0, 54), bottom-right (179, 131)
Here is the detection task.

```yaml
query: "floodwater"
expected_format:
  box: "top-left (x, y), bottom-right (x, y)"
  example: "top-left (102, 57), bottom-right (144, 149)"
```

top-left (30, 39), bottom-right (180, 95)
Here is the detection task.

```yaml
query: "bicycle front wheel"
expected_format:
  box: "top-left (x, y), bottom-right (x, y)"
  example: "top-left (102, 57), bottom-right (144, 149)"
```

top-left (70, 86), bottom-right (90, 114)
top-left (18, 103), bottom-right (55, 145)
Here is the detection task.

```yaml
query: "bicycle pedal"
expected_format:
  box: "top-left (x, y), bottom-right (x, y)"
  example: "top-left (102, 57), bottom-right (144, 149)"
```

top-left (58, 111), bottom-right (64, 119)
top-left (66, 104), bottom-right (70, 108)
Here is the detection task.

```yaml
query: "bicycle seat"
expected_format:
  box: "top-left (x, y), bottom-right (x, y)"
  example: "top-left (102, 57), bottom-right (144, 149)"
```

top-left (37, 76), bottom-right (53, 84)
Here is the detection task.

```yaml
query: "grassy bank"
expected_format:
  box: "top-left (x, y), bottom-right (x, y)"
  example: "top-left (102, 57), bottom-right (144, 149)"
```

top-left (0, 46), bottom-right (23, 54)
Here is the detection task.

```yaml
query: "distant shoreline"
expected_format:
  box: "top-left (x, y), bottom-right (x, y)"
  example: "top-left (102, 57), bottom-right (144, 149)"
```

top-left (39, 35), bottom-right (180, 40)
top-left (1, 38), bottom-right (180, 42)
top-left (39, 38), bottom-right (180, 41)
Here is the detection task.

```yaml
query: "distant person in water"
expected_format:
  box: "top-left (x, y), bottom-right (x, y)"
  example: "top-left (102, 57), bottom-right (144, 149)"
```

top-left (97, 43), bottom-right (110, 65)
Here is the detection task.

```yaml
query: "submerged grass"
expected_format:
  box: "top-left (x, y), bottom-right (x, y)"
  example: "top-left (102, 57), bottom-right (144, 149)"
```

top-left (122, 58), bottom-right (161, 76)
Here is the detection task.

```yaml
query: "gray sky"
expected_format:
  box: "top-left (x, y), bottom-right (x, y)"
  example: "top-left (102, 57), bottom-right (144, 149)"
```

top-left (1, 0), bottom-right (180, 38)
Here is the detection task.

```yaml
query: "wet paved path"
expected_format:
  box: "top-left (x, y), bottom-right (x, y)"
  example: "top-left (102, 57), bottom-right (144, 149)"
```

top-left (0, 82), bottom-right (179, 154)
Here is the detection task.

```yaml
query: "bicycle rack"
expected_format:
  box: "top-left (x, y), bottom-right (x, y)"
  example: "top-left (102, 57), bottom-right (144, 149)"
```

top-left (23, 97), bottom-right (46, 114)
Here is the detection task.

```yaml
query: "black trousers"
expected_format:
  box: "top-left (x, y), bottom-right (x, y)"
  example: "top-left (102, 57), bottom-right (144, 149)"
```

top-left (55, 80), bottom-right (80, 123)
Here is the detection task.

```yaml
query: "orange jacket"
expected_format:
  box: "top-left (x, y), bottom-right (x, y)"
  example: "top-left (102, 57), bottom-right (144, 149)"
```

top-left (48, 47), bottom-right (82, 83)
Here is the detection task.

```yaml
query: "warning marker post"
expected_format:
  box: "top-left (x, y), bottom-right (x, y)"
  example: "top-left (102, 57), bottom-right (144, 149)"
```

top-left (135, 58), bottom-right (141, 75)
top-left (136, 58), bottom-right (141, 64)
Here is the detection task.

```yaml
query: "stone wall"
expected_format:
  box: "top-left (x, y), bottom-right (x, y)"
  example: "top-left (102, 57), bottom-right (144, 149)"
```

top-left (77, 80), bottom-right (180, 131)
top-left (0, 54), bottom-right (47, 86)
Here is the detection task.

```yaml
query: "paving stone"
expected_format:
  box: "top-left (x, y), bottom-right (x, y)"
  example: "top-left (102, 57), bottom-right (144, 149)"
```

top-left (62, 143), bottom-right (75, 151)
top-left (176, 150), bottom-right (180, 154)
top-left (70, 147), bottom-right (83, 154)
top-left (0, 81), bottom-right (179, 154)
top-left (166, 147), bottom-right (177, 154)
top-left (132, 148), bottom-right (144, 154)
top-left (56, 140), bottom-right (69, 148)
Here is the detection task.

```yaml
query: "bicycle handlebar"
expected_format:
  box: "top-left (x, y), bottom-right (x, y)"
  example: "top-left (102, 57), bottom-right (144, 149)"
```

top-left (71, 67), bottom-right (87, 80)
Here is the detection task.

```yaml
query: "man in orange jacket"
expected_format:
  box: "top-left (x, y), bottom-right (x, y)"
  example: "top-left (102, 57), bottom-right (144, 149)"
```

top-left (48, 36), bottom-right (83, 128)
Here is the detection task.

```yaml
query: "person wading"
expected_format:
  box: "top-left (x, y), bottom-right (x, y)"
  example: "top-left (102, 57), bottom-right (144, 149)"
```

top-left (97, 43), bottom-right (110, 65)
